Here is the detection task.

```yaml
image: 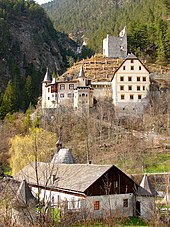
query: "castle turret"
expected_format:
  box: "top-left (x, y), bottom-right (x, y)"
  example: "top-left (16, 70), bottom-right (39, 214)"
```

top-left (11, 179), bottom-right (38, 226)
top-left (78, 65), bottom-right (86, 87)
top-left (42, 68), bottom-right (51, 109)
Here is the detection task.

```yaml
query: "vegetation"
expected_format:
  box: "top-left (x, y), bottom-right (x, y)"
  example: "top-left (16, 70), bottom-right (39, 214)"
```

top-left (43, 0), bottom-right (170, 63)
top-left (0, 0), bottom-right (77, 119)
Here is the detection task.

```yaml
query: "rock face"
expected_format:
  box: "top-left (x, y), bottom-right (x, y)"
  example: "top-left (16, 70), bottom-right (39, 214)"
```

top-left (0, 0), bottom-right (77, 93)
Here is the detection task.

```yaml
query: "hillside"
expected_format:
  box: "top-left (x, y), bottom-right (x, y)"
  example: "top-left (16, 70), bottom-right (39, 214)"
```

top-left (43, 0), bottom-right (170, 63)
top-left (59, 55), bottom-right (170, 92)
top-left (0, 0), bottom-right (77, 116)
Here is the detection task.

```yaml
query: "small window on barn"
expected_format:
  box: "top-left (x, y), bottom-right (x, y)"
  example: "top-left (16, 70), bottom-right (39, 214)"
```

top-left (113, 181), bottom-right (118, 188)
top-left (94, 201), bottom-right (100, 210)
top-left (123, 199), bottom-right (128, 207)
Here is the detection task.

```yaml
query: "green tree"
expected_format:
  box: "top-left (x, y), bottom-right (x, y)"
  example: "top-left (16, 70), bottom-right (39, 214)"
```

top-left (0, 80), bottom-right (17, 119)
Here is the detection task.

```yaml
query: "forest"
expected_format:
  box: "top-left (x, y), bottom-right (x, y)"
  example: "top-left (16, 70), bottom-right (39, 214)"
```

top-left (43, 0), bottom-right (170, 63)
top-left (0, 0), bottom-right (77, 119)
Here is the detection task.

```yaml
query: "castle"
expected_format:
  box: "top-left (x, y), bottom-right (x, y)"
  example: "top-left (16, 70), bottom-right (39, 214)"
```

top-left (42, 65), bottom-right (94, 114)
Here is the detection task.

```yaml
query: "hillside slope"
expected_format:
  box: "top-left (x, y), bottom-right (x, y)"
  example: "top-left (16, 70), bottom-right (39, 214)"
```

top-left (0, 0), bottom-right (77, 112)
top-left (43, 0), bottom-right (170, 63)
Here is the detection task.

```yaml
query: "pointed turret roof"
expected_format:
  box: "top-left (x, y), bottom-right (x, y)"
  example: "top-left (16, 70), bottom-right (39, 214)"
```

top-left (51, 148), bottom-right (75, 164)
top-left (43, 68), bottom-right (51, 82)
top-left (126, 53), bottom-right (138, 59)
top-left (139, 174), bottom-right (158, 196)
top-left (79, 65), bottom-right (85, 78)
top-left (12, 179), bottom-right (37, 208)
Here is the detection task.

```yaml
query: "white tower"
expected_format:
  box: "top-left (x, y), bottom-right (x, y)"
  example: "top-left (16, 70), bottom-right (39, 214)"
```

top-left (42, 68), bottom-right (51, 109)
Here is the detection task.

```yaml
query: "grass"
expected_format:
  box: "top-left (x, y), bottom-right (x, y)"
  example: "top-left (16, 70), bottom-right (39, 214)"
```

top-left (144, 153), bottom-right (170, 173)
top-left (72, 217), bottom-right (147, 226)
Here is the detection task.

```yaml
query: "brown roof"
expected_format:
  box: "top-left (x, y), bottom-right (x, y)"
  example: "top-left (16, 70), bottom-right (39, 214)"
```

top-left (14, 163), bottom-right (113, 192)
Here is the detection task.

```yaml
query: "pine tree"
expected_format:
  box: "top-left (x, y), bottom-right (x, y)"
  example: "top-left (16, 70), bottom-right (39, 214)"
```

top-left (1, 80), bottom-right (17, 119)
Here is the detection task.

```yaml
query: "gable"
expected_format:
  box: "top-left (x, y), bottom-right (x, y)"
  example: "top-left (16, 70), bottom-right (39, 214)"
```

top-left (85, 165), bottom-right (139, 196)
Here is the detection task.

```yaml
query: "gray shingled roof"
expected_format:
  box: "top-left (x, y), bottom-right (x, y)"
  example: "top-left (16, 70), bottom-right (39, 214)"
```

top-left (136, 174), bottom-right (158, 196)
top-left (12, 179), bottom-right (37, 207)
top-left (14, 163), bottom-right (112, 192)
top-left (51, 148), bottom-right (75, 164)
top-left (126, 53), bottom-right (138, 59)
top-left (79, 65), bottom-right (85, 78)
top-left (43, 68), bottom-right (51, 82)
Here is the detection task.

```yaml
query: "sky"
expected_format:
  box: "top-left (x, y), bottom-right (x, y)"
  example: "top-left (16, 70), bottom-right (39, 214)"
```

top-left (35, 0), bottom-right (51, 5)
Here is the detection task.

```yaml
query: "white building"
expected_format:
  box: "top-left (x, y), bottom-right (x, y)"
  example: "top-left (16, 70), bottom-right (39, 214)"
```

top-left (103, 27), bottom-right (127, 59)
top-left (111, 53), bottom-right (150, 116)
top-left (42, 66), bottom-right (94, 114)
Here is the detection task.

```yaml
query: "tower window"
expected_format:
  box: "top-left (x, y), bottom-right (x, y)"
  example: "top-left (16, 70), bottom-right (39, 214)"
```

top-left (128, 85), bottom-right (132, 90)
top-left (131, 60), bottom-right (134, 63)
top-left (138, 95), bottom-right (142, 99)
top-left (131, 66), bottom-right (134, 70)
top-left (120, 85), bottom-right (124, 91)
top-left (60, 93), bottom-right (64, 98)
top-left (143, 77), bottom-right (146, 81)
top-left (143, 86), bottom-right (145, 91)
top-left (128, 77), bottom-right (132, 81)
top-left (69, 84), bottom-right (74, 90)
top-left (139, 66), bottom-right (142, 70)
top-left (120, 76), bottom-right (124, 81)
top-left (137, 86), bottom-right (140, 91)
top-left (130, 94), bottom-right (134, 100)
top-left (48, 88), bottom-right (50, 92)
top-left (137, 77), bottom-right (140, 82)
top-left (121, 94), bottom-right (125, 100)
top-left (67, 93), bottom-right (72, 98)
top-left (60, 84), bottom-right (65, 90)
top-left (123, 66), bottom-right (126, 70)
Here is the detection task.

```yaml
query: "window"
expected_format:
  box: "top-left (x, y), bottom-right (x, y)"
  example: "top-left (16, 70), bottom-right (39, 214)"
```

top-left (120, 76), bottom-right (124, 81)
top-left (48, 97), bottom-right (50, 100)
top-left (60, 84), bottom-right (65, 90)
top-left (121, 94), bottom-right (125, 100)
top-left (128, 77), bottom-right (132, 81)
top-left (120, 85), bottom-right (124, 91)
top-left (123, 199), bottom-right (128, 208)
top-left (67, 93), bottom-right (72, 98)
top-left (131, 60), bottom-right (134, 63)
top-left (48, 88), bottom-right (50, 92)
top-left (143, 77), bottom-right (146, 81)
top-left (138, 95), bottom-right (142, 99)
top-left (143, 86), bottom-right (145, 91)
top-left (113, 181), bottom-right (118, 188)
top-left (123, 66), bottom-right (126, 70)
top-left (139, 66), bottom-right (141, 70)
top-left (137, 77), bottom-right (140, 82)
top-left (60, 93), bottom-right (64, 98)
top-left (130, 94), bottom-right (134, 100)
top-left (69, 84), bottom-right (74, 90)
top-left (131, 66), bottom-right (134, 70)
top-left (128, 85), bottom-right (132, 91)
top-left (137, 86), bottom-right (140, 91)
top-left (94, 201), bottom-right (100, 210)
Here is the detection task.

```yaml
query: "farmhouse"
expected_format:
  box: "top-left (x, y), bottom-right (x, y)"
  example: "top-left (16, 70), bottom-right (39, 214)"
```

top-left (14, 145), bottom-right (157, 221)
